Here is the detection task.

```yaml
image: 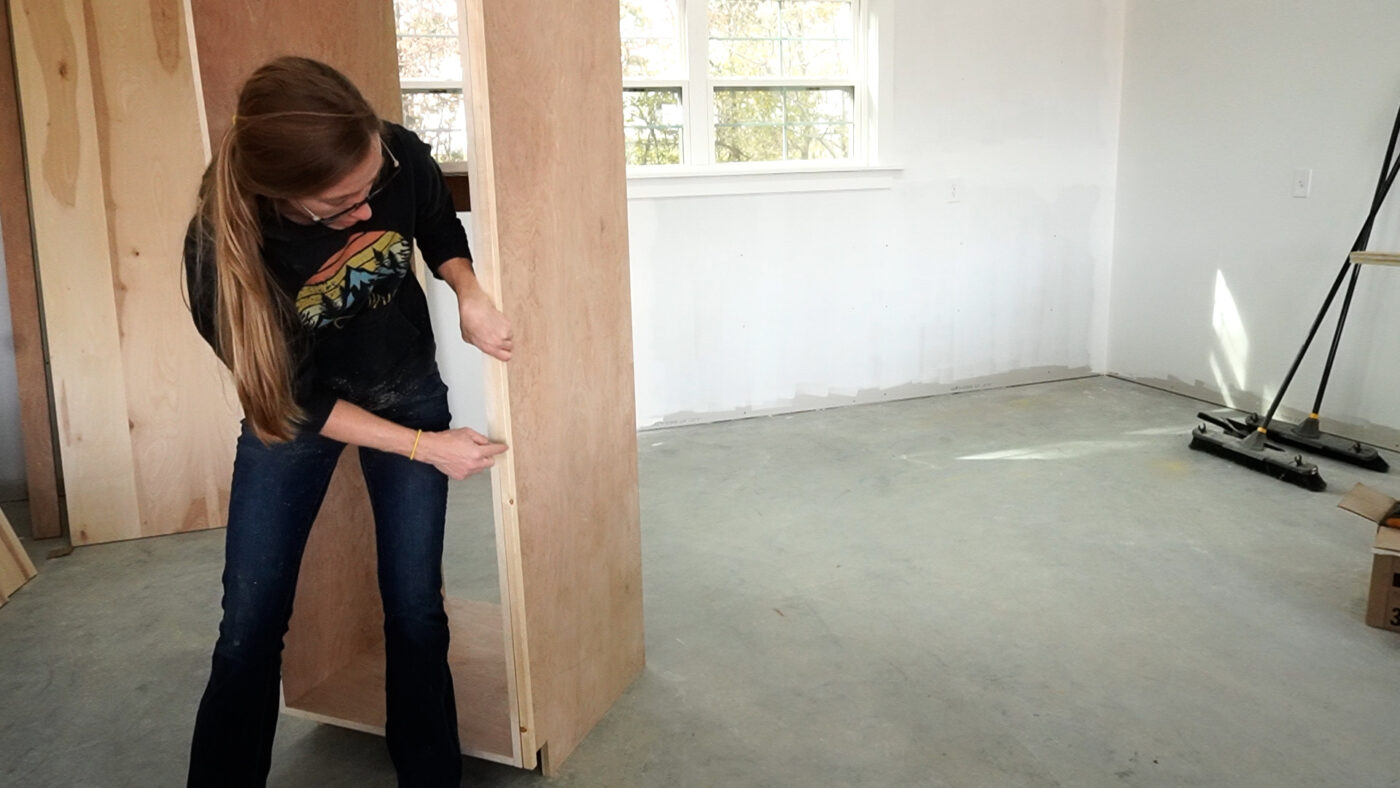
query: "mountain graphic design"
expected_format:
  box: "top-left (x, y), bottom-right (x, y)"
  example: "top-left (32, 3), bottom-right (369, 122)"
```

top-left (296, 231), bottom-right (411, 329)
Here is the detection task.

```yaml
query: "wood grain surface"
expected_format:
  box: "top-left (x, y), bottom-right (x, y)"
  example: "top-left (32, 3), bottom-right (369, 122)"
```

top-left (461, 0), bottom-right (645, 772)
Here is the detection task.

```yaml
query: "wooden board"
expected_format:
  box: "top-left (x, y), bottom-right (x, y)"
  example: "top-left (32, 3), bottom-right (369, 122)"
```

top-left (83, 0), bottom-right (241, 540)
top-left (10, 0), bottom-right (142, 544)
top-left (10, 0), bottom-right (239, 545)
top-left (188, 0), bottom-right (401, 145)
top-left (461, 0), bottom-right (645, 772)
top-left (0, 0), bottom-right (62, 539)
top-left (0, 506), bottom-right (37, 605)
top-left (284, 597), bottom-right (516, 763)
top-left (1351, 251), bottom-right (1400, 267)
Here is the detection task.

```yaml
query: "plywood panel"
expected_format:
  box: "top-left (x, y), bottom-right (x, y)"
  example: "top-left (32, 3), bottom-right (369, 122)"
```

top-left (0, 506), bottom-right (38, 604)
top-left (461, 0), bottom-right (644, 772)
top-left (83, 0), bottom-right (240, 540)
top-left (284, 598), bottom-right (516, 763)
top-left (280, 451), bottom-right (384, 705)
top-left (188, 0), bottom-right (402, 144)
top-left (0, 0), bottom-right (62, 539)
top-left (10, 0), bottom-right (142, 544)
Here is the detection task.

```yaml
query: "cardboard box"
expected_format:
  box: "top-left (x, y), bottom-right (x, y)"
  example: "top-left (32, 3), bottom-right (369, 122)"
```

top-left (1338, 483), bottom-right (1400, 632)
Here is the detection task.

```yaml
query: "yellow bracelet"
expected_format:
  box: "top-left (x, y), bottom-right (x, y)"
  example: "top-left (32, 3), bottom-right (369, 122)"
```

top-left (409, 429), bottom-right (423, 461)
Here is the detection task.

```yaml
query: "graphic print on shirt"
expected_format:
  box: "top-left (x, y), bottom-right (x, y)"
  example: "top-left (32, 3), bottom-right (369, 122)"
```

top-left (296, 231), bottom-right (411, 329)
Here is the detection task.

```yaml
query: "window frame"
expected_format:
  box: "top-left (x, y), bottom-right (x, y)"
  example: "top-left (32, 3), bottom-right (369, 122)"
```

top-left (623, 0), bottom-right (871, 172)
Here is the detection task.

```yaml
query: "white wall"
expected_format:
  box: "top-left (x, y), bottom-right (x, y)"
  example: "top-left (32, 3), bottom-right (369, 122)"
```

top-left (434, 0), bottom-right (1127, 431)
top-left (1111, 0), bottom-right (1400, 445)
top-left (626, 0), bottom-right (1125, 426)
top-left (0, 215), bottom-right (27, 500)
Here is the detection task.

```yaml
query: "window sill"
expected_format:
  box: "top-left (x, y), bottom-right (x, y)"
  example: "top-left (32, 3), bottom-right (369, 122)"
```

top-left (441, 163), bottom-right (904, 210)
top-left (626, 163), bottom-right (903, 200)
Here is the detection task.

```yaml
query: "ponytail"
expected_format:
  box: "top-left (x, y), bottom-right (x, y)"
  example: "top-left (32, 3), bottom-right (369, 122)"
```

top-left (206, 125), bottom-right (302, 442)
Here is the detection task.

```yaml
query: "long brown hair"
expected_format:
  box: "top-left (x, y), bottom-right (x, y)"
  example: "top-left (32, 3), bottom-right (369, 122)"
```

top-left (195, 57), bottom-right (382, 442)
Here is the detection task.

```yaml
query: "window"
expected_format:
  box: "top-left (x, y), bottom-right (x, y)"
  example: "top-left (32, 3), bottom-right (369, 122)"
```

top-left (394, 0), bottom-right (468, 163)
top-left (622, 0), bottom-right (864, 168)
top-left (393, 0), bottom-right (871, 173)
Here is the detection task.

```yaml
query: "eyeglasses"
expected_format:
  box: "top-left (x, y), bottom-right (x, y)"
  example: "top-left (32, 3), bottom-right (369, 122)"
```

top-left (295, 138), bottom-right (400, 226)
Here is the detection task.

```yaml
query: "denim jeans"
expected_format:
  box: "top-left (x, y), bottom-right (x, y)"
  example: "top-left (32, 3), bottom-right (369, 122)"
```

top-left (187, 374), bottom-right (461, 787)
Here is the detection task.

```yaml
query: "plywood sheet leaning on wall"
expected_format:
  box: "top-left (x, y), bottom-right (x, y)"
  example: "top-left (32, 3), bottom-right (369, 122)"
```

top-left (10, 0), bottom-right (240, 545)
top-left (10, 0), bottom-right (143, 544)
top-left (0, 0), bottom-right (62, 540)
top-left (0, 507), bottom-right (38, 606)
top-left (84, 0), bottom-right (242, 540)
top-left (461, 0), bottom-right (645, 772)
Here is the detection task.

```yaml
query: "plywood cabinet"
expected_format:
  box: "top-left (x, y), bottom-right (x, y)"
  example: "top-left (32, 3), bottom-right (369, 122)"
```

top-left (281, 0), bottom-right (645, 772)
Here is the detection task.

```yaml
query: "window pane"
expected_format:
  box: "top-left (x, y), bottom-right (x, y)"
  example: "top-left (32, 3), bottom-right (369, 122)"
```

top-left (782, 39), bottom-right (849, 78)
top-left (779, 0), bottom-right (852, 38)
top-left (626, 128), bottom-right (683, 166)
top-left (715, 123), bottom-right (784, 163)
top-left (709, 0), bottom-right (780, 39)
top-left (395, 0), bottom-right (458, 36)
top-left (714, 88), bottom-right (783, 125)
top-left (709, 0), bottom-right (853, 78)
top-left (622, 37), bottom-right (682, 78)
top-left (783, 86), bottom-right (852, 124)
top-left (784, 123), bottom-right (852, 159)
top-left (621, 0), bottom-right (682, 77)
top-left (402, 90), bottom-right (467, 162)
top-left (709, 39), bottom-right (780, 78)
top-left (713, 87), bottom-right (853, 163)
top-left (397, 34), bottom-right (462, 81)
top-left (624, 89), bottom-right (684, 165)
top-left (622, 0), bottom-right (680, 36)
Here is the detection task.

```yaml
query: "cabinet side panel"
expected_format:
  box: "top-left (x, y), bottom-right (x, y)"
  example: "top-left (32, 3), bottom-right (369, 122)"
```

top-left (476, 0), bottom-right (644, 771)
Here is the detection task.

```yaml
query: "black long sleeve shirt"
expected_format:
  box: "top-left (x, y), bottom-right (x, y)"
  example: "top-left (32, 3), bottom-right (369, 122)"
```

top-left (184, 122), bottom-right (472, 433)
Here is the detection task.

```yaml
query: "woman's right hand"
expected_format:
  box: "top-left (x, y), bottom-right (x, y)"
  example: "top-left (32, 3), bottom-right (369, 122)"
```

top-left (416, 427), bottom-right (508, 480)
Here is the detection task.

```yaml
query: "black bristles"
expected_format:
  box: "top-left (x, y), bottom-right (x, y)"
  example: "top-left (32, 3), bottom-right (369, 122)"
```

top-left (1189, 427), bottom-right (1327, 492)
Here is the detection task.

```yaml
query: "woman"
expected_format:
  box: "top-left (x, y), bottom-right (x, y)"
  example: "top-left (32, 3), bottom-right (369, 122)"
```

top-left (183, 56), bottom-right (509, 787)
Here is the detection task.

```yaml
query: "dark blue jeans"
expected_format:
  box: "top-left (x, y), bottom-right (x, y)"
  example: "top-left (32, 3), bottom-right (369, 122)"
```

top-left (188, 375), bottom-right (461, 787)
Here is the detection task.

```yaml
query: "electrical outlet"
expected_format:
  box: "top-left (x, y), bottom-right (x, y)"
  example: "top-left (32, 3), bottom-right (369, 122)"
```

top-left (1293, 168), bottom-right (1312, 198)
top-left (948, 178), bottom-right (964, 203)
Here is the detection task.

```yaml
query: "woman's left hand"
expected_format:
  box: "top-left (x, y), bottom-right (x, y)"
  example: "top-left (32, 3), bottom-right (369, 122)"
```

top-left (460, 286), bottom-right (513, 361)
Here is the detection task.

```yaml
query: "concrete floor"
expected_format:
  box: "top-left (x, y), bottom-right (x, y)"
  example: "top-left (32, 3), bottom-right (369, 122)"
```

top-left (3, 376), bottom-right (1400, 787)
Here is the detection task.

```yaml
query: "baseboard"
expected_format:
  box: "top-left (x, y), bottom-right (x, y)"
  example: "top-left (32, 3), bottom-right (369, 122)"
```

top-left (641, 365), bottom-right (1098, 431)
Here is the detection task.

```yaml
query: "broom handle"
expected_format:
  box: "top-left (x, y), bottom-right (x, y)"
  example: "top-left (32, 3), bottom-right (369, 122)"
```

top-left (1309, 264), bottom-right (1363, 416)
top-left (1261, 155), bottom-right (1400, 428)
top-left (1305, 102), bottom-right (1400, 418)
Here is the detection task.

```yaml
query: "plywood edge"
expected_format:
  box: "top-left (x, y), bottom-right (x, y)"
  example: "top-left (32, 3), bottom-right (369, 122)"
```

top-left (280, 704), bottom-right (521, 768)
top-left (459, 0), bottom-right (533, 768)
top-left (1352, 251), bottom-right (1400, 267)
top-left (0, 0), bottom-right (62, 540)
top-left (0, 506), bottom-right (38, 599)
